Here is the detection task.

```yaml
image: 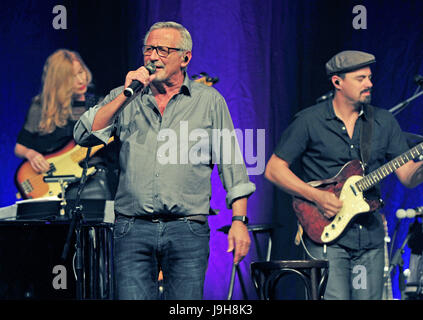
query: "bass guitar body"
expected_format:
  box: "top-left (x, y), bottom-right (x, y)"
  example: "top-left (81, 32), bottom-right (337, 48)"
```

top-left (15, 140), bottom-right (99, 199)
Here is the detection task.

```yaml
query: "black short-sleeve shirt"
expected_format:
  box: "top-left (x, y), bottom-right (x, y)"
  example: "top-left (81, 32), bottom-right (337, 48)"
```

top-left (17, 95), bottom-right (99, 153)
top-left (274, 99), bottom-right (409, 249)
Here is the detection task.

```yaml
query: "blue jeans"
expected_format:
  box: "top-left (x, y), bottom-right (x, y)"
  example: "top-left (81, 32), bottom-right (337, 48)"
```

top-left (113, 214), bottom-right (210, 300)
top-left (304, 238), bottom-right (384, 300)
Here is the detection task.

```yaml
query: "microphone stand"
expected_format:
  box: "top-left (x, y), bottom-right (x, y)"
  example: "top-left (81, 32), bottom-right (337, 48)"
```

top-left (384, 232), bottom-right (412, 300)
top-left (389, 85), bottom-right (423, 116)
top-left (61, 147), bottom-right (92, 300)
top-left (43, 175), bottom-right (78, 219)
top-left (389, 219), bottom-right (401, 260)
top-left (386, 218), bottom-right (420, 299)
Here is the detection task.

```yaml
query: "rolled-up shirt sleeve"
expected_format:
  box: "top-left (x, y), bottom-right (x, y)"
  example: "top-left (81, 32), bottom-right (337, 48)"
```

top-left (73, 87), bottom-right (122, 147)
top-left (211, 94), bottom-right (256, 208)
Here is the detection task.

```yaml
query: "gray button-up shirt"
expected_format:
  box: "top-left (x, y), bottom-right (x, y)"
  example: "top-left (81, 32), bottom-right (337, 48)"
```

top-left (74, 74), bottom-right (255, 217)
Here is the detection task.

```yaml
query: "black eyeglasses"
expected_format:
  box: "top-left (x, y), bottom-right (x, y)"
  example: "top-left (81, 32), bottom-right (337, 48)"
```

top-left (142, 45), bottom-right (183, 58)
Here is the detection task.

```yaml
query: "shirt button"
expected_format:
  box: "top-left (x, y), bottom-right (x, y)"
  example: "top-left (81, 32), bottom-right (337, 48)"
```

top-left (350, 145), bottom-right (354, 149)
top-left (155, 173), bottom-right (159, 177)
top-left (342, 126), bottom-right (346, 130)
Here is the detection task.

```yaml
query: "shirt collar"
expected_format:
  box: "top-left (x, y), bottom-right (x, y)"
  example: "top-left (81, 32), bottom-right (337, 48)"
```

top-left (324, 98), bottom-right (367, 120)
top-left (180, 72), bottom-right (192, 96)
top-left (143, 71), bottom-right (192, 96)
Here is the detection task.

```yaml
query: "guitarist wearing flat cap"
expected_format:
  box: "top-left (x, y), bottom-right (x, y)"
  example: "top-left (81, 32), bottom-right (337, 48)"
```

top-left (265, 50), bottom-right (423, 300)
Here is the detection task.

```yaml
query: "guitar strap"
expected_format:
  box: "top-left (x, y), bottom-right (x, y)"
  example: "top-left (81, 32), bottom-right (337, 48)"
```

top-left (360, 104), bottom-right (374, 172)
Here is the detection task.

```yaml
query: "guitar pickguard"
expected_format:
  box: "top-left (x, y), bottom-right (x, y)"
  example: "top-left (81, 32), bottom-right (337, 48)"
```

top-left (321, 175), bottom-right (370, 243)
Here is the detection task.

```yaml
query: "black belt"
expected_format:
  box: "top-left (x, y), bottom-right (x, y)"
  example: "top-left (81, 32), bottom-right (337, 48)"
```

top-left (115, 212), bottom-right (207, 223)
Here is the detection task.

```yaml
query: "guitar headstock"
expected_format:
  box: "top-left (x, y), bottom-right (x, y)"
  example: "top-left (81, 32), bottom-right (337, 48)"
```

top-left (191, 72), bottom-right (219, 87)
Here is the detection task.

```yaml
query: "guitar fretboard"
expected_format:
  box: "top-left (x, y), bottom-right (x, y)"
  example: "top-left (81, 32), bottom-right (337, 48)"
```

top-left (356, 142), bottom-right (423, 192)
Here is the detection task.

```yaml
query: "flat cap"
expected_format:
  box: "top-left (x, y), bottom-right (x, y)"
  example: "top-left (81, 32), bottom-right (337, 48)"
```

top-left (326, 50), bottom-right (376, 76)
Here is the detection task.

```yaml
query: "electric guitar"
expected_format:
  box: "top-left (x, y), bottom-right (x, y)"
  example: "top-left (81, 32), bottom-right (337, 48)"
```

top-left (15, 137), bottom-right (114, 199)
top-left (293, 141), bottom-right (423, 244)
top-left (14, 73), bottom-right (219, 200)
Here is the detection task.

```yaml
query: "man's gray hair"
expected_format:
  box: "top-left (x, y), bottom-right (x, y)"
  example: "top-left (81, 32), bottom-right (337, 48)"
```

top-left (143, 21), bottom-right (193, 51)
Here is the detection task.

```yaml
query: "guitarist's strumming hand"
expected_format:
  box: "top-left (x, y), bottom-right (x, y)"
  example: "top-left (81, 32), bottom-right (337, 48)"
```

top-left (313, 189), bottom-right (343, 219)
top-left (15, 143), bottom-right (50, 173)
top-left (26, 149), bottom-right (50, 173)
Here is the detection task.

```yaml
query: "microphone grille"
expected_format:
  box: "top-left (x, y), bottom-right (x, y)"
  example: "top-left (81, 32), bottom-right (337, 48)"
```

top-left (396, 208), bottom-right (406, 219)
top-left (406, 208), bottom-right (416, 218)
top-left (145, 62), bottom-right (156, 75)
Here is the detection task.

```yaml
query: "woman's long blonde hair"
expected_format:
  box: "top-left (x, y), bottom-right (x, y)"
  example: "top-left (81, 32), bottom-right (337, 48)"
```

top-left (37, 49), bottom-right (92, 134)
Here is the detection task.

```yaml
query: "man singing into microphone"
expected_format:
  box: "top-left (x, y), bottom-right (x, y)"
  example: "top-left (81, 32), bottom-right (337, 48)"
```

top-left (265, 50), bottom-right (423, 299)
top-left (74, 21), bottom-right (255, 300)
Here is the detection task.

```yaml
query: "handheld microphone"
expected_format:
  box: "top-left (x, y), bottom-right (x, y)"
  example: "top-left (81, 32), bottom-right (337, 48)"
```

top-left (123, 62), bottom-right (156, 97)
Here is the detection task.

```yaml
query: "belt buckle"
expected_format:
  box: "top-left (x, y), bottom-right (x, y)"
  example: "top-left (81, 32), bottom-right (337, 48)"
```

top-left (151, 218), bottom-right (160, 223)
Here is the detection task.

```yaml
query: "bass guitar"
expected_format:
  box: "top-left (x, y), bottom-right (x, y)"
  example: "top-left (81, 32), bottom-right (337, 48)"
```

top-left (293, 141), bottom-right (423, 244)
top-left (15, 137), bottom-right (114, 199)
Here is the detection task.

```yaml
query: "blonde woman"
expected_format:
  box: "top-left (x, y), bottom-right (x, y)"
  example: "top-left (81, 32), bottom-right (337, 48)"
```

top-left (15, 49), bottom-right (118, 199)
top-left (15, 49), bottom-right (95, 172)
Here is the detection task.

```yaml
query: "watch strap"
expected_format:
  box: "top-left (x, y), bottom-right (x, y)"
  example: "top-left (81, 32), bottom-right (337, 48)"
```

top-left (232, 215), bottom-right (248, 225)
